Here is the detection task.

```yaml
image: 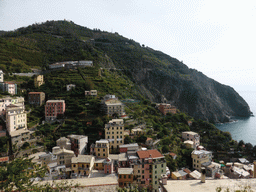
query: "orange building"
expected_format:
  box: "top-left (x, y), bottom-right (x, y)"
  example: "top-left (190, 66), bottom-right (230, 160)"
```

top-left (158, 103), bottom-right (177, 115)
top-left (118, 168), bottom-right (134, 188)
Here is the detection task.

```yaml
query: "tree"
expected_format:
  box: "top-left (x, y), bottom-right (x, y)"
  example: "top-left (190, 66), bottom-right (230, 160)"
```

top-left (0, 157), bottom-right (78, 191)
top-left (0, 157), bottom-right (46, 191)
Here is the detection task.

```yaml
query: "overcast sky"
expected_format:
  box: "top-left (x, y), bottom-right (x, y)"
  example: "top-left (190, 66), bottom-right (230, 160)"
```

top-left (1, 0), bottom-right (256, 92)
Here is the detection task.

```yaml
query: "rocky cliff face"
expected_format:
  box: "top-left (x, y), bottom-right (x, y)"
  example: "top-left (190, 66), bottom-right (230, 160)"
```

top-left (130, 67), bottom-right (251, 123)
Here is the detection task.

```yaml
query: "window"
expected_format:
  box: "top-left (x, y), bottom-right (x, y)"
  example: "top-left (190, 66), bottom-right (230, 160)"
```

top-left (155, 181), bottom-right (157, 184)
top-left (138, 170), bottom-right (140, 173)
top-left (155, 165), bottom-right (157, 168)
top-left (161, 164), bottom-right (163, 168)
top-left (124, 175), bottom-right (126, 179)
top-left (103, 149), bottom-right (105, 152)
top-left (155, 171), bottom-right (157, 174)
top-left (142, 164), bottom-right (144, 168)
top-left (142, 175), bottom-right (144, 179)
top-left (73, 165), bottom-right (76, 167)
top-left (142, 170), bottom-right (144, 174)
top-left (119, 175), bottom-right (122, 178)
top-left (128, 175), bottom-right (131, 179)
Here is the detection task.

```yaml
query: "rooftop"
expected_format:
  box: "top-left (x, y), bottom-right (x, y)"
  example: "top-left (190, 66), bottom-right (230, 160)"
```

top-left (182, 131), bottom-right (198, 135)
top-left (46, 100), bottom-right (65, 103)
top-left (119, 143), bottom-right (139, 148)
top-left (137, 149), bottom-right (163, 159)
top-left (118, 168), bottom-right (133, 175)
top-left (71, 155), bottom-right (94, 164)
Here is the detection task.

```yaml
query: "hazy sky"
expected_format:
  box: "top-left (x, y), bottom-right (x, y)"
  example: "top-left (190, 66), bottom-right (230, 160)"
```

top-left (1, 0), bottom-right (256, 91)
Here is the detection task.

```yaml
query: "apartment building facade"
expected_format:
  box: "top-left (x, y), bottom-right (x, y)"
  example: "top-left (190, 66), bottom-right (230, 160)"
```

top-left (28, 92), bottom-right (45, 106)
top-left (6, 104), bottom-right (27, 133)
top-left (45, 100), bottom-right (65, 121)
top-left (105, 119), bottom-right (124, 150)
top-left (91, 139), bottom-right (109, 159)
top-left (132, 149), bottom-right (166, 191)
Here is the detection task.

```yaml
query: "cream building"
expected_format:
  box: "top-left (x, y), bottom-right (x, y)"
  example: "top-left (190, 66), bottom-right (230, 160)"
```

top-left (71, 155), bottom-right (95, 176)
top-left (191, 150), bottom-right (212, 171)
top-left (52, 146), bottom-right (75, 168)
top-left (34, 75), bottom-right (44, 87)
top-left (6, 104), bottom-right (27, 133)
top-left (182, 131), bottom-right (200, 148)
top-left (101, 95), bottom-right (125, 117)
top-left (105, 119), bottom-right (124, 150)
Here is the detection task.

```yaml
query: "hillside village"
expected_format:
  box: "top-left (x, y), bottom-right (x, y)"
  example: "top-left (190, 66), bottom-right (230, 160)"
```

top-left (0, 62), bottom-right (256, 192)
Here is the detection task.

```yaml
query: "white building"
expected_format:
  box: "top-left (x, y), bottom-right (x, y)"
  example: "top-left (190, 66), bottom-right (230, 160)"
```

top-left (67, 84), bottom-right (76, 91)
top-left (0, 96), bottom-right (25, 116)
top-left (0, 70), bottom-right (3, 82)
top-left (0, 82), bottom-right (17, 95)
top-left (6, 104), bottom-right (27, 133)
top-left (182, 131), bottom-right (200, 148)
top-left (67, 134), bottom-right (88, 156)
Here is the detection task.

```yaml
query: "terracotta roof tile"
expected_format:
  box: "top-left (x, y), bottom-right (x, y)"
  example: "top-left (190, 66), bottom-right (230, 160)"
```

top-left (137, 149), bottom-right (163, 159)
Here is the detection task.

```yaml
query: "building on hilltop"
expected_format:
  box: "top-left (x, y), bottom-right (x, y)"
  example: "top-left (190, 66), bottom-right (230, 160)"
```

top-left (101, 95), bottom-right (125, 117)
top-left (34, 75), bottom-right (44, 87)
top-left (45, 100), bottom-right (65, 121)
top-left (105, 119), bottom-right (124, 151)
top-left (66, 84), bottom-right (76, 91)
top-left (49, 60), bottom-right (93, 69)
top-left (158, 103), bottom-right (177, 115)
top-left (28, 92), bottom-right (45, 106)
top-left (84, 90), bottom-right (97, 96)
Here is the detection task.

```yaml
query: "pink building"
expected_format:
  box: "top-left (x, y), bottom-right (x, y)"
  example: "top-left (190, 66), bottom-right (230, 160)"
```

top-left (45, 100), bottom-right (65, 121)
top-left (158, 103), bottom-right (177, 115)
top-left (104, 157), bottom-right (114, 174)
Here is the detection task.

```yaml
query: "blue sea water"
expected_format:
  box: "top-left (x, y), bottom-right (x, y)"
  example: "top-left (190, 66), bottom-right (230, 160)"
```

top-left (216, 91), bottom-right (256, 145)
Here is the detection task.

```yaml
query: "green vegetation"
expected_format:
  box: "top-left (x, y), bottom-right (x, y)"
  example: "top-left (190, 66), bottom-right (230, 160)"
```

top-left (0, 157), bottom-right (79, 192)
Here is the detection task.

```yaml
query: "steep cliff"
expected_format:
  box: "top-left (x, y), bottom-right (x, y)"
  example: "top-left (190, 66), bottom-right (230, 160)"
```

top-left (0, 20), bottom-right (251, 122)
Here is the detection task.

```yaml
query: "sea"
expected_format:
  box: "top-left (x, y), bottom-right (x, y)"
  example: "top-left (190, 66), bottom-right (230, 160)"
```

top-left (216, 91), bottom-right (256, 145)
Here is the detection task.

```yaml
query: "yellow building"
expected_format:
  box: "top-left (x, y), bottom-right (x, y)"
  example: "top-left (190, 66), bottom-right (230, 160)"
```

top-left (191, 150), bottom-right (212, 171)
top-left (71, 155), bottom-right (95, 176)
top-left (105, 119), bottom-right (124, 150)
top-left (94, 139), bottom-right (109, 159)
top-left (34, 75), bottom-right (44, 87)
top-left (94, 159), bottom-right (105, 170)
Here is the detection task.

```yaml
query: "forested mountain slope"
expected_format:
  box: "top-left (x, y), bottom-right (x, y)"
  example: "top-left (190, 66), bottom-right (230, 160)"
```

top-left (0, 20), bottom-right (251, 122)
